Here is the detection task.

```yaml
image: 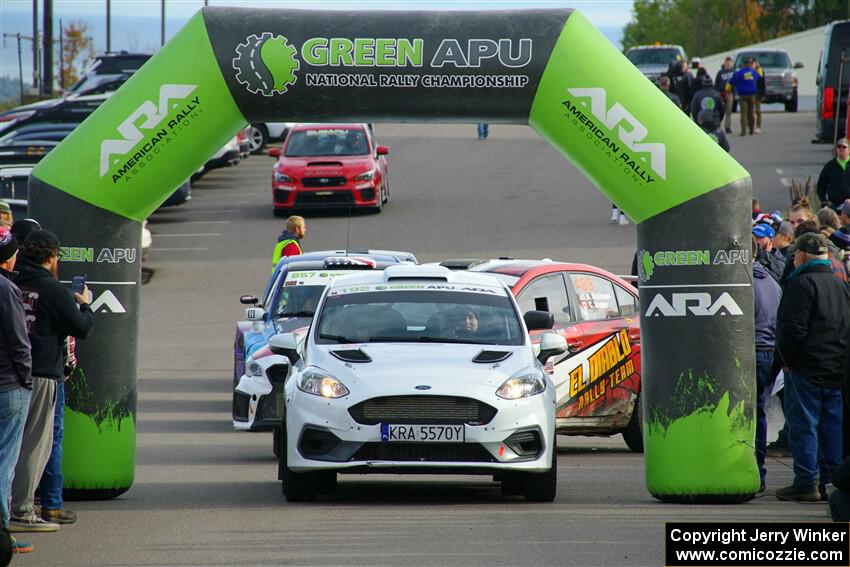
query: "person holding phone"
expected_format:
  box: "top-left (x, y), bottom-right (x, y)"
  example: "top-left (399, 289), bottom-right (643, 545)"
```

top-left (8, 230), bottom-right (93, 531)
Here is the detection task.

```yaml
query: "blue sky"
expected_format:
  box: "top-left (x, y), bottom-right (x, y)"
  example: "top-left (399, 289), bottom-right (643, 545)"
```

top-left (1, 0), bottom-right (635, 85)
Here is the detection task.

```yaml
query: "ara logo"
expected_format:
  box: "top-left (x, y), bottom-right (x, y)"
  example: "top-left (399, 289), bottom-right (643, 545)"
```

top-left (89, 290), bottom-right (127, 314)
top-left (99, 84), bottom-right (198, 176)
top-left (567, 87), bottom-right (666, 180)
top-left (646, 292), bottom-right (743, 317)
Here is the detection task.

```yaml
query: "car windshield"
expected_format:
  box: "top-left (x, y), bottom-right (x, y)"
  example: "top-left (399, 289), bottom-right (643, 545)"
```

top-left (276, 285), bottom-right (324, 317)
top-left (316, 288), bottom-right (523, 346)
top-left (285, 128), bottom-right (370, 157)
top-left (627, 48), bottom-right (681, 66)
top-left (736, 52), bottom-right (790, 68)
top-left (275, 269), bottom-right (354, 317)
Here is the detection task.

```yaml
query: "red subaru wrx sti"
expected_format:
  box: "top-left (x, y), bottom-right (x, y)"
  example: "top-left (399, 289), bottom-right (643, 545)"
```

top-left (466, 259), bottom-right (644, 452)
top-left (269, 123), bottom-right (389, 215)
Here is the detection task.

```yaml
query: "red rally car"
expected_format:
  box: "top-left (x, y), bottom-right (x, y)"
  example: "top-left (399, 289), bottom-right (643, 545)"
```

top-left (268, 123), bottom-right (389, 215)
top-left (465, 259), bottom-right (644, 452)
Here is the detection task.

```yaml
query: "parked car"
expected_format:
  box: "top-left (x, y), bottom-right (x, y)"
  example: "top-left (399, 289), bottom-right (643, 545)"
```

top-left (248, 122), bottom-right (295, 154)
top-left (65, 51), bottom-right (151, 95)
top-left (816, 20), bottom-right (850, 142)
top-left (625, 44), bottom-right (689, 83)
top-left (0, 93), bottom-right (111, 136)
top-left (442, 259), bottom-right (644, 452)
top-left (269, 123), bottom-right (390, 215)
top-left (275, 264), bottom-right (564, 501)
top-left (734, 49), bottom-right (802, 112)
top-left (233, 250), bottom-right (417, 441)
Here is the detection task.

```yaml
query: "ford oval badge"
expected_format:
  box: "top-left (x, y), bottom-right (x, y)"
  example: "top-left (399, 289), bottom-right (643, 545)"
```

top-left (415, 385), bottom-right (431, 391)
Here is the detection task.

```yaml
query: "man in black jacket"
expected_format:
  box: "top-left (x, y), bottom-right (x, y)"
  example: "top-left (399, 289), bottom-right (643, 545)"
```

top-left (817, 138), bottom-right (850, 211)
top-left (775, 233), bottom-right (850, 502)
top-left (8, 230), bottom-right (93, 532)
top-left (0, 226), bottom-right (32, 553)
top-left (715, 57), bottom-right (735, 133)
top-left (691, 74), bottom-right (726, 125)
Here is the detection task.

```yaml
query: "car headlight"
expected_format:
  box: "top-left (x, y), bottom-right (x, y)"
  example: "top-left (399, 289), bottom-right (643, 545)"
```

top-left (353, 169), bottom-right (376, 181)
top-left (298, 368), bottom-right (350, 399)
top-left (496, 370), bottom-right (546, 400)
top-left (274, 171), bottom-right (294, 183)
top-left (248, 361), bottom-right (263, 377)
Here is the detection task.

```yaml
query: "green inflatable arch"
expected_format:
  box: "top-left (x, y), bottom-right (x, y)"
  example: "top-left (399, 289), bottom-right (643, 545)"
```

top-left (30, 7), bottom-right (757, 502)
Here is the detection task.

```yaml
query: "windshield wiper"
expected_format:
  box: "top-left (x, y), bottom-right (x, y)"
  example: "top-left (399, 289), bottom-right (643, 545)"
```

top-left (318, 333), bottom-right (360, 343)
top-left (278, 311), bottom-right (315, 318)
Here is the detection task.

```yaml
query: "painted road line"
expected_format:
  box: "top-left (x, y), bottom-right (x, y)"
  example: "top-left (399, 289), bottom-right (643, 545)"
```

top-left (154, 233), bottom-right (222, 237)
top-left (150, 247), bottom-right (210, 251)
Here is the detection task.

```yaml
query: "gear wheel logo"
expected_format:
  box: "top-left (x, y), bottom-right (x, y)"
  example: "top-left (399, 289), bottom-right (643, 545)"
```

top-left (638, 250), bottom-right (654, 282)
top-left (233, 32), bottom-right (300, 96)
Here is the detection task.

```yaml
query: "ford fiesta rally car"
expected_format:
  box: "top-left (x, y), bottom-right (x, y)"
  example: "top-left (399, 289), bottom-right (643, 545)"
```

top-left (272, 265), bottom-right (567, 502)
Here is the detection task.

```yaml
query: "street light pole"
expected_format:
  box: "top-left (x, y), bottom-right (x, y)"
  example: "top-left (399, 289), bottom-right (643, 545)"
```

top-left (161, 0), bottom-right (165, 46)
top-left (106, 0), bottom-right (111, 52)
top-left (42, 0), bottom-right (53, 97)
top-left (32, 0), bottom-right (39, 92)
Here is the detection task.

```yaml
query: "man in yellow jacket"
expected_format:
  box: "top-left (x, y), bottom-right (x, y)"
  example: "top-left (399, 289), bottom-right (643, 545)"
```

top-left (272, 216), bottom-right (306, 267)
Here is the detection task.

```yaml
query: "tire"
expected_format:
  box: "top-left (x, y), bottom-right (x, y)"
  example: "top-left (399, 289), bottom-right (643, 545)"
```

top-left (368, 190), bottom-right (383, 214)
top-left (279, 426), bottom-right (317, 502)
top-left (785, 92), bottom-right (798, 113)
top-left (622, 395), bottom-right (644, 453)
top-left (273, 427), bottom-right (280, 458)
top-left (382, 178), bottom-right (390, 204)
top-left (522, 446), bottom-right (557, 502)
top-left (249, 124), bottom-right (269, 154)
top-left (315, 471), bottom-right (337, 495)
top-left (273, 208), bottom-right (288, 218)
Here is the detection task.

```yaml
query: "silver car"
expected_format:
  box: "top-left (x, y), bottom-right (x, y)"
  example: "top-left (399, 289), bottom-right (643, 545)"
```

top-left (735, 48), bottom-right (803, 112)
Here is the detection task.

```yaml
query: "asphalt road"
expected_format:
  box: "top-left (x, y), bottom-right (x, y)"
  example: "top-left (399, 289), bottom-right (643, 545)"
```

top-left (18, 111), bottom-right (835, 567)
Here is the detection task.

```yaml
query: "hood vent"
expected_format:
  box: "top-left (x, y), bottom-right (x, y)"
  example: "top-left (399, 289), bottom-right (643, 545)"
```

top-left (331, 349), bottom-right (372, 363)
top-left (472, 350), bottom-right (512, 364)
top-left (306, 161), bottom-right (343, 167)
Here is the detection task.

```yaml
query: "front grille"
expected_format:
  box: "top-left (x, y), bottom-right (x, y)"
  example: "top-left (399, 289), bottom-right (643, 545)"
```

top-left (349, 396), bottom-right (497, 425)
top-left (302, 176), bottom-right (346, 187)
top-left (295, 192), bottom-right (354, 206)
top-left (765, 77), bottom-right (785, 88)
top-left (351, 442), bottom-right (495, 462)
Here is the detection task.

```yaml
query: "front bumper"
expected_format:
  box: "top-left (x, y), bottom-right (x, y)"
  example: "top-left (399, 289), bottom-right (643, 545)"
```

top-left (286, 391), bottom-right (555, 473)
top-left (273, 181), bottom-right (380, 209)
top-left (233, 365), bottom-right (288, 431)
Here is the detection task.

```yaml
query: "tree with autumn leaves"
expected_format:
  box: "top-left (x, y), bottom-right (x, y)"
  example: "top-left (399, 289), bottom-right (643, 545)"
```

top-left (59, 20), bottom-right (94, 89)
top-left (622, 0), bottom-right (849, 57)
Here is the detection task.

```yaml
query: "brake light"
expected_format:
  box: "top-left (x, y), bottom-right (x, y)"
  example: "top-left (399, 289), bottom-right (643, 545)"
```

top-left (823, 87), bottom-right (835, 119)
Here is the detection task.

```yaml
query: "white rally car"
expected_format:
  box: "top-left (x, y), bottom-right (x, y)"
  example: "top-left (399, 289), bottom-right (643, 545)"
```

top-left (271, 265), bottom-right (567, 502)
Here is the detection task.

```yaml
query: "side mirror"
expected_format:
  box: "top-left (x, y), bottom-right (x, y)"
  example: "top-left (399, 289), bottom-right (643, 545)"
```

top-left (376, 145), bottom-right (389, 156)
top-left (240, 294), bottom-right (259, 305)
top-left (245, 307), bottom-right (266, 321)
top-left (537, 332), bottom-right (567, 364)
top-left (524, 310), bottom-right (554, 331)
top-left (269, 333), bottom-right (300, 364)
top-left (793, 62), bottom-right (804, 69)
top-left (268, 147), bottom-right (280, 158)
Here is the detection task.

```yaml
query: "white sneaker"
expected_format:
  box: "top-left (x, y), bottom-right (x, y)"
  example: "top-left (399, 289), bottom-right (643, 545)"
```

top-left (610, 208), bottom-right (620, 224)
top-left (618, 213), bottom-right (630, 226)
top-left (754, 127), bottom-right (761, 133)
top-left (8, 515), bottom-right (59, 532)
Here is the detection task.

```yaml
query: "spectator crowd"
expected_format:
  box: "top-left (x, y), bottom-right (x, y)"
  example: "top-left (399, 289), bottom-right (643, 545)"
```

top-left (0, 205), bottom-right (94, 561)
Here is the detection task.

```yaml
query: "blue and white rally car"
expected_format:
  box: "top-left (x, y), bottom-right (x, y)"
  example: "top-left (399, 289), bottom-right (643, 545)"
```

top-left (233, 250), bottom-right (416, 436)
top-left (271, 265), bottom-right (567, 502)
